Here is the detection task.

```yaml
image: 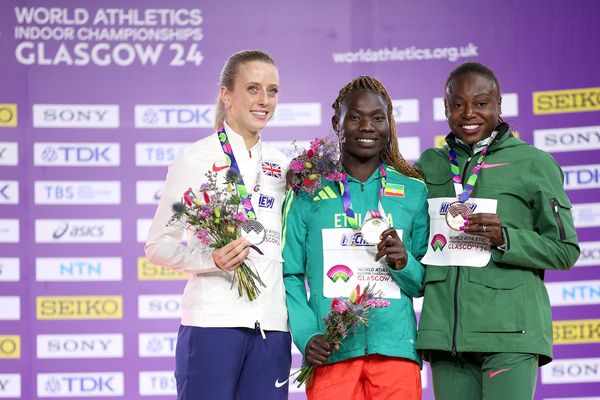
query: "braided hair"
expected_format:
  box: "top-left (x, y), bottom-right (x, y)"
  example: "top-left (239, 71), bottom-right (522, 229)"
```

top-left (332, 76), bottom-right (423, 180)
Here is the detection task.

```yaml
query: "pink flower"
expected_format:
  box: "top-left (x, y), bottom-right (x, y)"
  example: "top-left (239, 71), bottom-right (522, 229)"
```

top-left (290, 160), bottom-right (305, 173)
top-left (196, 230), bottom-right (209, 245)
top-left (310, 138), bottom-right (322, 151)
top-left (324, 171), bottom-right (344, 182)
top-left (183, 188), bottom-right (193, 206)
top-left (234, 212), bottom-right (248, 222)
top-left (331, 298), bottom-right (348, 314)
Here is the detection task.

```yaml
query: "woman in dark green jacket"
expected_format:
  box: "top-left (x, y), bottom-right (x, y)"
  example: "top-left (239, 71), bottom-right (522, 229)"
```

top-left (416, 62), bottom-right (580, 400)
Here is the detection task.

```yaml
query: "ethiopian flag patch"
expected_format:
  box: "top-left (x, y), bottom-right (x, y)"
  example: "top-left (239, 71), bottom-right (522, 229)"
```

top-left (384, 183), bottom-right (405, 198)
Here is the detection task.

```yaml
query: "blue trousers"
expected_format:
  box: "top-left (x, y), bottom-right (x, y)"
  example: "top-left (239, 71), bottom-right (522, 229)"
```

top-left (175, 325), bottom-right (291, 400)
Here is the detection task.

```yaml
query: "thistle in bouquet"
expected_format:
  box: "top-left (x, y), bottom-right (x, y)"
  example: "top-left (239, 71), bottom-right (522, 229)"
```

top-left (288, 134), bottom-right (344, 195)
top-left (294, 284), bottom-right (390, 388)
top-left (169, 169), bottom-right (266, 302)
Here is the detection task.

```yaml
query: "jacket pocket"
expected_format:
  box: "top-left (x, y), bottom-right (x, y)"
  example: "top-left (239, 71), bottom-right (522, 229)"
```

top-left (419, 267), bottom-right (451, 331)
top-left (550, 195), bottom-right (571, 241)
top-left (464, 267), bottom-right (525, 333)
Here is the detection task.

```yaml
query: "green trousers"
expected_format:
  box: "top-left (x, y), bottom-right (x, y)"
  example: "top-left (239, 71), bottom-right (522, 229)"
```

top-left (429, 351), bottom-right (538, 400)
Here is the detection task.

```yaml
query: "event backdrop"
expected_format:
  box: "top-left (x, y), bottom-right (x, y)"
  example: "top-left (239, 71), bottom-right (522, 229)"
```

top-left (1, 0), bottom-right (599, 399)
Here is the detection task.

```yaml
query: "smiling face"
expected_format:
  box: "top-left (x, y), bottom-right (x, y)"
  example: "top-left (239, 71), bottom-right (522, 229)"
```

top-left (333, 90), bottom-right (390, 167)
top-left (220, 61), bottom-right (279, 138)
top-left (445, 72), bottom-right (502, 146)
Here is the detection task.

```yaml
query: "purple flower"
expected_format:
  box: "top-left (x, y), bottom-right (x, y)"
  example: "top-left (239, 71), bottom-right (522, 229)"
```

top-left (199, 208), bottom-right (211, 218)
top-left (310, 138), bottom-right (322, 151)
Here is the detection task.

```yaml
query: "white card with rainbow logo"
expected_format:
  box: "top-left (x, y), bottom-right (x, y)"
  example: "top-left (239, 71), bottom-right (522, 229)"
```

top-left (321, 228), bottom-right (401, 299)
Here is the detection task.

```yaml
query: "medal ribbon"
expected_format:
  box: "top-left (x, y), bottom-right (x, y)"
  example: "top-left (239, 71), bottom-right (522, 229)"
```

top-left (217, 125), bottom-right (257, 220)
top-left (449, 145), bottom-right (490, 203)
top-left (339, 163), bottom-right (387, 229)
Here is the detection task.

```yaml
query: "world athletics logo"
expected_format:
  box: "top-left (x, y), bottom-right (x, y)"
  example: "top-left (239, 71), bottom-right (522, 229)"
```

top-left (430, 234), bottom-right (447, 251)
top-left (326, 264), bottom-right (353, 283)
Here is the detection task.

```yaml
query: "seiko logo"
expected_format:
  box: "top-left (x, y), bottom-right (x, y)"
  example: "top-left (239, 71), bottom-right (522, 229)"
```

top-left (36, 296), bottom-right (123, 319)
top-left (34, 143), bottom-right (120, 166)
top-left (0, 336), bottom-right (20, 358)
top-left (553, 319), bottom-right (600, 344)
top-left (33, 104), bottom-right (119, 128)
top-left (138, 258), bottom-right (187, 280)
top-left (0, 104), bottom-right (17, 127)
top-left (534, 87), bottom-right (600, 114)
top-left (563, 164), bottom-right (600, 190)
top-left (135, 105), bottom-right (214, 128)
top-left (37, 372), bottom-right (124, 396)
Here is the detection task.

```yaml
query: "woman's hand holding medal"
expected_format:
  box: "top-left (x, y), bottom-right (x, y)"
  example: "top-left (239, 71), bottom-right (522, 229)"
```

top-left (460, 213), bottom-right (505, 247)
top-left (375, 228), bottom-right (408, 270)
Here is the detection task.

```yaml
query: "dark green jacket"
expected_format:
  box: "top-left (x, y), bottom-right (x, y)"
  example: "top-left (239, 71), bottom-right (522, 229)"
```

top-left (415, 124), bottom-right (579, 365)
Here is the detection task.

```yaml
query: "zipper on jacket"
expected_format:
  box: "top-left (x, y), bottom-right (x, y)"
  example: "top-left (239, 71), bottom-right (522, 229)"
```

top-left (451, 267), bottom-right (461, 356)
top-left (550, 198), bottom-right (566, 240)
top-left (361, 182), bottom-right (365, 191)
top-left (364, 325), bottom-right (369, 355)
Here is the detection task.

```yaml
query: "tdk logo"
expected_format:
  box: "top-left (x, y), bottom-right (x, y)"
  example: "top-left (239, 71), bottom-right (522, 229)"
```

top-left (34, 143), bottom-right (120, 166)
top-left (563, 164), bottom-right (600, 190)
top-left (37, 372), bottom-right (124, 396)
top-left (258, 194), bottom-right (275, 208)
top-left (439, 202), bottom-right (477, 215)
top-left (135, 105), bottom-right (215, 128)
top-left (33, 104), bottom-right (119, 128)
top-left (0, 142), bottom-right (18, 166)
top-left (139, 333), bottom-right (177, 357)
top-left (340, 233), bottom-right (370, 247)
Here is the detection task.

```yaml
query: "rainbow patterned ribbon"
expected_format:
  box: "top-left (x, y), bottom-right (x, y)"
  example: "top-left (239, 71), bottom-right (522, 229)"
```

top-left (217, 126), bottom-right (256, 220)
top-left (338, 163), bottom-right (386, 229)
top-left (449, 145), bottom-right (489, 203)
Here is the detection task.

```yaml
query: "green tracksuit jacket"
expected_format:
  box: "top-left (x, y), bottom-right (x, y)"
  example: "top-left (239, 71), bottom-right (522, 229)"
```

top-left (415, 124), bottom-right (580, 365)
top-left (282, 164), bottom-right (429, 365)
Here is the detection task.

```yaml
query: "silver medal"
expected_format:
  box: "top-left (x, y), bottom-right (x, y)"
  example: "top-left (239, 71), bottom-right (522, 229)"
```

top-left (239, 220), bottom-right (266, 245)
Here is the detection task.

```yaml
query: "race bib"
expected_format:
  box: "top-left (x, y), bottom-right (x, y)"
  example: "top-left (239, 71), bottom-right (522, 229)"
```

top-left (422, 197), bottom-right (497, 267)
top-left (322, 228), bottom-right (402, 299)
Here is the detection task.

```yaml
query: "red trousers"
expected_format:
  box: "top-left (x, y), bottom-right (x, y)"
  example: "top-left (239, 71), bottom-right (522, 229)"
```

top-left (306, 355), bottom-right (422, 400)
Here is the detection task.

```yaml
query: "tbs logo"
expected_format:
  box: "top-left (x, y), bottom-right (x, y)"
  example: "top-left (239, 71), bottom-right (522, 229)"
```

top-left (258, 194), bottom-right (274, 209)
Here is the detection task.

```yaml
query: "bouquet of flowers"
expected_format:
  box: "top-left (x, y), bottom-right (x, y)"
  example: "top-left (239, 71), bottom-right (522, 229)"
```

top-left (170, 170), bottom-right (265, 301)
top-left (288, 135), bottom-right (343, 195)
top-left (294, 284), bottom-right (390, 387)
